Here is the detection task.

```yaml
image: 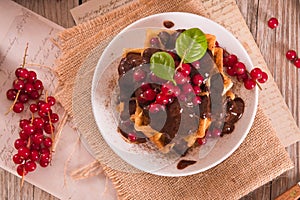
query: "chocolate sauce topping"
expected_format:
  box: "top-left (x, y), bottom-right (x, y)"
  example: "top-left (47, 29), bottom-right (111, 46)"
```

top-left (163, 20), bottom-right (175, 29)
top-left (177, 160), bottom-right (197, 170)
top-left (117, 33), bottom-right (245, 155)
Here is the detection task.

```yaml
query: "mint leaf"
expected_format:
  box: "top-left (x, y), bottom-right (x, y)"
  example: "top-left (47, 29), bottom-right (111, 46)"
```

top-left (150, 52), bottom-right (176, 83)
top-left (175, 28), bottom-right (208, 63)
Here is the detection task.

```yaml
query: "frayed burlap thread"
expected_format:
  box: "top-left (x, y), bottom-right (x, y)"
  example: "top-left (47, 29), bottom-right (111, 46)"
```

top-left (55, 0), bottom-right (294, 199)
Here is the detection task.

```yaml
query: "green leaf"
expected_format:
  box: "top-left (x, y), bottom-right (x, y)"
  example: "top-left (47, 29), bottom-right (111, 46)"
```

top-left (175, 28), bottom-right (208, 63)
top-left (150, 52), bottom-right (176, 83)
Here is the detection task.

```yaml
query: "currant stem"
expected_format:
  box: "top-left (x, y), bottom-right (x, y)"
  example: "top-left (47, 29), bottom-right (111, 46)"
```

top-left (5, 90), bottom-right (21, 115)
top-left (20, 172), bottom-right (25, 188)
top-left (45, 91), bottom-right (55, 154)
top-left (22, 43), bottom-right (29, 68)
top-left (25, 63), bottom-right (58, 77)
top-left (256, 80), bottom-right (262, 90)
top-left (52, 111), bottom-right (68, 153)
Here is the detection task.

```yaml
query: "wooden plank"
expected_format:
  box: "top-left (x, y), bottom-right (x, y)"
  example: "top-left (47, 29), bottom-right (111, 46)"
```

top-left (12, 0), bottom-right (79, 28)
top-left (237, 0), bottom-right (300, 199)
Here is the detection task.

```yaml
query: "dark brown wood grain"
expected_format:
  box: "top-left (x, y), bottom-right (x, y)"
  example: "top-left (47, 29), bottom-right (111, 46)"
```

top-left (1, 0), bottom-right (299, 199)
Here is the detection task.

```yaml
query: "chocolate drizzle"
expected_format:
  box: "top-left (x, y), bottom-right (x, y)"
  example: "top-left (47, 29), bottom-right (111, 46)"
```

top-left (177, 160), bottom-right (197, 170)
top-left (163, 20), bottom-right (175, 29)
top-left (117, 27), bottom-right (246, 157)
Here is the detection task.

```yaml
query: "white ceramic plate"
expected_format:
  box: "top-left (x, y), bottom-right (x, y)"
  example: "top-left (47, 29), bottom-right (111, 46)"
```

top-left (91, 12), bottom-right (258, 176)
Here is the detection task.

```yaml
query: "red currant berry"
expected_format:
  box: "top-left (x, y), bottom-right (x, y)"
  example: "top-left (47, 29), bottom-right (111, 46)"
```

top-left (15, 68), bottom-right (29, 79)
top-left (182, 83), bottom-right (193, 94)
top-left (268, 17), bottom-right (279, 29)
top-left (197, 138), bottom-right (207, 145)
top-left (294, 58), bottom-right (300, 68)
top-left (19, 119), bottom-right (30, 129)
top-left (43, 137), bottom-right (52, 148)
top-left (40, 153), bottom-right (51, 163)
top-left (13, 79), bottom-right (25, 90)
top-left (29, 104), bottom-right (38, 113)
top-left (233, 62), bottom-right (246, 75)
top-left (133, 69), bottom-right (146, 82)
top-left (33, 117), bottom-right (44, 129)
top-left (250, 68), bottom-right (263, 80)
top-left (29, 90), bottom-right (40, 100)
top-left (143, 89), bottom-right (156, 101)
top-left (174, 72), bottom-right (188, 85)
top-left (30, 150), bottom-right (39, 162)
top-left (13, 154), bottom-right (23, 164)
top-left (192, 74), bottom-right (204, 86)
top-left (192, 96), bottom-right (202, 105)
top-left (44, 123), bottom-right (54, 134)
top-left (13, 102), bottom-right (24, 113)
top-left (50, 113), bottom-right (59, 123)
top-left (40, 148), bottom-right (50, 155)
top-left (286, 50), bottom-right (297, 61)
top-left (30, 143), bottom-right (41, 151)
top-left (150, 37), bottom-right (160, 47)
top-left (178, 63), bottom-right (191, 76)
top-left (127, 133), bottom-right (137, 142)
top-left (212, 128), bottom-right (222, 137)
top-left (226, 66), bottom-right (236, 76)
top-left (224, 54), bottom-right (238, 67)
top-left (27, 71), bottom-right (37, 83)
top-left (244, 79), bottom-right (256, 90)
top-left (33, 79), bottom-right (43, 90)
top-left (19, 130), bottom-right (29, 140)
top-left (38, 110), bottom-right (48, 117)
top-left (193, 85), bottom-right (201, 95)
top-left (257, 72), bottom-right (268, 83)
top-left (24, 83), bottom-right (34, 93)
top-left (155, 93), bottom-right (169, 105)
top-left (40, 103), bottom-right (51, 113)
top-left (31, 133), bottom-right (44, 145)
top-left (25, 161), bottom-right (37, 172)
top-left (17, 146), bottom-right (30, 159)
top-left (40, 160), bottom-right (49, 168)
top-left (6, 89), bottom-right (17, 100)
top-left (167, 51), bottom-right (177, 60)
top-left (23, 124), bottom-right (35, 135)
top-left (14, 138), bottom-right (27, 149)
top-left (161, 83), bottom-right (174, 95)
top-left (17, 164), bottom-right (28, 176)
top-left (47, 96), bottom-right (56, 106)
top-left (18, 93), bottom-right (29, 103)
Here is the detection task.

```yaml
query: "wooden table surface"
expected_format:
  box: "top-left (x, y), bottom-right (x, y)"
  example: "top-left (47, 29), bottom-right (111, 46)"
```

top-left (1, 0), bottom-right (299, 199)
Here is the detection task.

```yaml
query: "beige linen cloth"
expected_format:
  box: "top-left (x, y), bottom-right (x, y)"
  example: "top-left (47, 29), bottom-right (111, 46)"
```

top-left (55, 0), bottom-right (294, 199)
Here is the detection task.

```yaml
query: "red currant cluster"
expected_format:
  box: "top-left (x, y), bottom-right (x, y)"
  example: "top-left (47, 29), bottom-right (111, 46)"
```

top-left (133, 54), bottom-right (204, 114)
top-left (6, 67), bottom-right (43, 113)
top-left (286, 50), bottom-right (300, 68)
top-left (223, 51), bottom-right (268, 90)
top-left (11, 87), bottom-right (59, 177)
top-left (6, 46), bottom-right (59, 179)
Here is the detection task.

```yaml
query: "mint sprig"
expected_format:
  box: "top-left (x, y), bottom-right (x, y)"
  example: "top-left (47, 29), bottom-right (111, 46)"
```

top-left (175, 28), bottom-right (207, 63)
top-left (150, 52), bottom-right (176, 84)
top-left (150, 28), bottom-right (207, 82)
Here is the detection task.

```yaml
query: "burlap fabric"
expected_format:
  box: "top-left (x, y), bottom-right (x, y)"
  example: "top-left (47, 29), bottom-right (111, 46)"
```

top-left (55, 0), bottom-right (294, 199)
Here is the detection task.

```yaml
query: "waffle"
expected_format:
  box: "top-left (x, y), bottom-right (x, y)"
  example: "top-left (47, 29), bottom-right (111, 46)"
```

top-left (117, 29), bottom-right (239, 155)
